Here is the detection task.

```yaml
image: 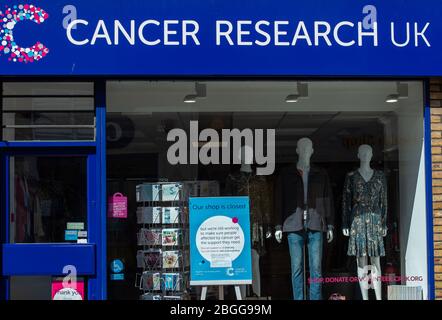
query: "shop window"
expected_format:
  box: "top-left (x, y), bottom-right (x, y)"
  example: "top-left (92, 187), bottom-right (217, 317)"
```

top-left (10, 156), bottom-right (87, 244)
top-left (105, 81), bottom-right (427, 300)
top-left (1, 82), bottom-right (95, 141)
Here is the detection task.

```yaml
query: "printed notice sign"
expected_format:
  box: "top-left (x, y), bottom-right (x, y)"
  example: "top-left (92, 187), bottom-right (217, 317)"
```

top-left (189, 197), bottom-right (252, 286)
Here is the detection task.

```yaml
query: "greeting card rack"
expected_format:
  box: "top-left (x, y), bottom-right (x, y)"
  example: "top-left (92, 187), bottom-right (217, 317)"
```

top-left (135, 181), bottom-right (191, 300)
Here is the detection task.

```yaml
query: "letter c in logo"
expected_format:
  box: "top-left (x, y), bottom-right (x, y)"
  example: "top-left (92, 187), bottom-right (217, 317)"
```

top-left (226, 268), bottom-right (234, 276)
top-left (0, 4), bottom-right (49, 63)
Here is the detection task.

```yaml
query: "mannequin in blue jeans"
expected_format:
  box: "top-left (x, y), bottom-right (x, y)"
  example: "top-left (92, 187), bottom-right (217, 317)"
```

top-left (275, 138), bottom-right (334, 300)
top-left (287, 231), bottom-right (323, 300)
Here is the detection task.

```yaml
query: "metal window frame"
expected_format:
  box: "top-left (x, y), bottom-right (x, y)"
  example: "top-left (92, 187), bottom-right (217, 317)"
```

top-left (424, 80), bottom-right (435, 300)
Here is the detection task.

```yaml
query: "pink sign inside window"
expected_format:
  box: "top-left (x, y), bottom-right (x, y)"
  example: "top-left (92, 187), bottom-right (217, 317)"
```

top-left (108, 193), bottom-right (128, 218)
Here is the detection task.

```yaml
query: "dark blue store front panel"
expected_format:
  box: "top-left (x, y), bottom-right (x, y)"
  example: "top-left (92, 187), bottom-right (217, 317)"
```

top-left (0, 0), bottom-right (441, 76)
top-left (2, 244), bottom-right (95, 276)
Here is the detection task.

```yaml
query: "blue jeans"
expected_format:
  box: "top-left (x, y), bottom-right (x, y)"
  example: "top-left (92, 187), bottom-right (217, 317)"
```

top-left (287, 231), bottom-right (323, 300)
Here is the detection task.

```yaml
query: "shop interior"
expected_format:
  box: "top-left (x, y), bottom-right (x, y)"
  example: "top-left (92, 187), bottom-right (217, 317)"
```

top-left (105, 81), bottom-right (427, 300)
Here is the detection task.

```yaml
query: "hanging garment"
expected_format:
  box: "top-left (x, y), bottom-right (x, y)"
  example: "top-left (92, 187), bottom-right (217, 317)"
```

top-left (23, 176), bottom-right (32, 241)
top-left (33, 194), bottom-right (46, 239)
top-left (342, 170), bottom-right (387, 257)
top-left (225, 171), bottom-right (274, 256)
top-left (15, 175), bottom-right (27, 242)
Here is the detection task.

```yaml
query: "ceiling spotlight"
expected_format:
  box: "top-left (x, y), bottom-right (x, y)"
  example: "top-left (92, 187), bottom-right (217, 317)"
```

top-left (285, 94), bottom-right (300, 103)
top-left (183, 82), bottom-right (206, 103)
top-left (385, 94), bottom-right (399, 103)
top-left (385, 82), bottom-right (408, 103)
top-left (285, 82), bottom-right (309, 103)
top-left (184, 94), bottom-right (198, 103)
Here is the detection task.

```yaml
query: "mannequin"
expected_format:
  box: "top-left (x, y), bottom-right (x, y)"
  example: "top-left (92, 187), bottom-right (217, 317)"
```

top-left (275, 138), bottom-right (334, 242)
top-left (274, 137), bottom-right (335, 300)
top-left (342, 144), bottom-right (387, 300)
top-left (225, 145), bottom-right (273, 297)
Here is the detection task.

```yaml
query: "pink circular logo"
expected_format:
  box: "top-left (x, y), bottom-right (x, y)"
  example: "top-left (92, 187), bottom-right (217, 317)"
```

top-left (232, 217), bottom-right (239, 224)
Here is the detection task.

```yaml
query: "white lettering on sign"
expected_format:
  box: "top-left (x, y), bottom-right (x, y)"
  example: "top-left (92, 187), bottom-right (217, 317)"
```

top-left (67, 19), bottom-right (89, 45)
top-left (334, 22), bottom-right (356, 47)
top-left (67, 19), bottom-right (201, 46)
top-left (64, 6), bottom-right (431, 48)
top-left (391, 22), bottom-right (431, 47)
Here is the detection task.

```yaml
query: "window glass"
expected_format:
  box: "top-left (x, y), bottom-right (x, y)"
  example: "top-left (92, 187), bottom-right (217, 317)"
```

top-left (10, 156), bottom-right (87, 244)
top-left (2, 97), bottom-right (94, 111)
top-left (106, 81), bottom-right (427, 300)
top-left (1, 83), bottom-right (95, 141)
top-left (3, 82), bottom-right (93, 96)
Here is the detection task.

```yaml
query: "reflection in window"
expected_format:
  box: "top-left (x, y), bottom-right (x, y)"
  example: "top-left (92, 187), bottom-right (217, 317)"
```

top-left (1, 82), bottom-right (95, 141)
top-left (11, 156), bottom-right (87, 243)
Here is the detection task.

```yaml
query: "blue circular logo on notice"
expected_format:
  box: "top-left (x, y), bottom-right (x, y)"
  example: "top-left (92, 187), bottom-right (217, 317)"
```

top-left (110, 259), bottom-right (124, 273)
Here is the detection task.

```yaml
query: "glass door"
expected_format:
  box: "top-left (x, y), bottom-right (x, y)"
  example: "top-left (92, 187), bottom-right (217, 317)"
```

top-left (1, 152), bottom-right (97, 300)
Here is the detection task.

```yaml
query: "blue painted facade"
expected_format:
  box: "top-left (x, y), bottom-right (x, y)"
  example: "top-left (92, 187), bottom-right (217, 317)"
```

top-left (0, 0), bottom-right (439, 300)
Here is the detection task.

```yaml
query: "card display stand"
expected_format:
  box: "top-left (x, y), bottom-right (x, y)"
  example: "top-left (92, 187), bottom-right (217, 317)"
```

top-left (135, 181), bottom-right (219, 300)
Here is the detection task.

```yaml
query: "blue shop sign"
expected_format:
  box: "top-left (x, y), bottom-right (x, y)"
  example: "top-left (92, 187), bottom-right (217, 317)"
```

top-left (0, 0), bottom-right (441, 76)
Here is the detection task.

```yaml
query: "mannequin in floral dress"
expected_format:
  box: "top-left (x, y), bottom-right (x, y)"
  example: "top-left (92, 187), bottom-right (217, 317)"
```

top-left (342, 144), bottom-right (388, 300)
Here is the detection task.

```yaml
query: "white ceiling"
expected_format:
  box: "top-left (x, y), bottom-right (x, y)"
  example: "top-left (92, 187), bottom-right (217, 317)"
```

top-left (106, 80), bottom-right (423, 162)
top-left (107, 80), bottom-right (423, 113)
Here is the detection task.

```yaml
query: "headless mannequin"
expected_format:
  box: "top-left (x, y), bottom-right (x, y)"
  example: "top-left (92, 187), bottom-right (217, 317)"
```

top-left (275, 138), bottom-right (334, 243)
top-left (342, 144), bottom-right (386, 300)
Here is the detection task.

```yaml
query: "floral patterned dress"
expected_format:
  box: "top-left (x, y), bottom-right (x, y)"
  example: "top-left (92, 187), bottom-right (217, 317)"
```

top-left (342, 170), bottom-right (387, 257)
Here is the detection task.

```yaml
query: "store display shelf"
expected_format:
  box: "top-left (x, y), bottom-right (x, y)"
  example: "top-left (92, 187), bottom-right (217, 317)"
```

top-left (134, 180), bottom-right (220, 300)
